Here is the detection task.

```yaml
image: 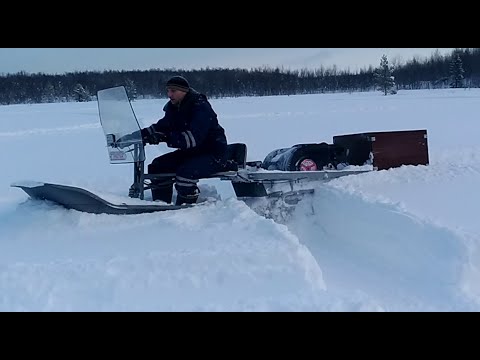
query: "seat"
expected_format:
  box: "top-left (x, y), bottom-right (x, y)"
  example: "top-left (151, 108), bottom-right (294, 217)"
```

top-left (225, 143), bottom-right (247, 170)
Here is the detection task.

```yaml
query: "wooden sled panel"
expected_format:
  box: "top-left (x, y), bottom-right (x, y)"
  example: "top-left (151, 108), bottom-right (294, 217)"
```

top-left (333, 130), bottom-right (429, 170)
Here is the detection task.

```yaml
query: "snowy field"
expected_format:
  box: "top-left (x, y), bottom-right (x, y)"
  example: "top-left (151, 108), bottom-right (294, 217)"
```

top-left (1, 88), bottom-right (479, 311)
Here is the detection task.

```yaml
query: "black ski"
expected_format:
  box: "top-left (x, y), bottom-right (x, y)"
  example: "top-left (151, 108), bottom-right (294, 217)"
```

top-left (12, 182), bottom-right (193, 215)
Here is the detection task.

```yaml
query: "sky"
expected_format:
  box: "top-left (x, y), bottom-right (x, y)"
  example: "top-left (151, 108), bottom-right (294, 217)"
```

top-left (1, 87), bottom-right (480, 311)
top-left (0, 48), bottom-right (456, 75)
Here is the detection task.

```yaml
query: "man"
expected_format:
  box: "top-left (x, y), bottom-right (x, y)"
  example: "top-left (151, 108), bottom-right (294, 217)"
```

top-left (133, 75), bottom-right (229, 206)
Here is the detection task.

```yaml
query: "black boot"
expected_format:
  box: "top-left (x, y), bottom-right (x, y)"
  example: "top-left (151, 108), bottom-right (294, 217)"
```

top-left (175, 177), bottom-right (200, 206)
top-left (175, 192), bottom-right (199, 206)
top-left (128, 184), bottom-right (140, 198)
top-left (151, 183), bottom-right (173, 204)
top-left (175, 185), bottom-right (200, 206)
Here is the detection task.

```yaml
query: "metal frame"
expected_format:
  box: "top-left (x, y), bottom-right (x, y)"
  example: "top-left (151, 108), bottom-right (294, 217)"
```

top-left (129, 143), bottom-right (372, 201)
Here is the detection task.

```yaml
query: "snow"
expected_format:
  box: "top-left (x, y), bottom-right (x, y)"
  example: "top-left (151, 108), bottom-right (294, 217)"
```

top-left (1, 88), bottom-right (480, 311)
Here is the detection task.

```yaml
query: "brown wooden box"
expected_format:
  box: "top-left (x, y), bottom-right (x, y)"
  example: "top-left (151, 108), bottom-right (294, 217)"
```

top-left (333, 130), bottom-right (429, 170)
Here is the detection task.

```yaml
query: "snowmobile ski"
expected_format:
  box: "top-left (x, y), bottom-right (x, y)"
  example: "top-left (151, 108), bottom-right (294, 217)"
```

top-left (11, 181), bottom-right (193, 215)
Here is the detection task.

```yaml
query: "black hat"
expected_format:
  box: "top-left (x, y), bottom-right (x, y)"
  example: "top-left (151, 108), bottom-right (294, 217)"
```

top-left (166, 76), bottom-right (190, 92)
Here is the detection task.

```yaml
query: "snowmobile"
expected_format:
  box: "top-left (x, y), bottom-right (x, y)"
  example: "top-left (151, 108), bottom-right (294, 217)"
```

top-left (12, 86), bottom-right (430, 215)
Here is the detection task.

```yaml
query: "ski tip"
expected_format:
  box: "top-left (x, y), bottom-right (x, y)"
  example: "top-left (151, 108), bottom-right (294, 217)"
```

top-left (10, 181), bottom-right (45, 189)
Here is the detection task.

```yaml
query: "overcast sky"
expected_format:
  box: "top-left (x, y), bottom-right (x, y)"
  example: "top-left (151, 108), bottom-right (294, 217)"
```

top-left (0, 48), bottom-right (455, 75)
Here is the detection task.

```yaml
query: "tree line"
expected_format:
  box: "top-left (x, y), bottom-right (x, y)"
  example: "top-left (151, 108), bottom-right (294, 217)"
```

top-left (0, 48), bottom-right (478, 105)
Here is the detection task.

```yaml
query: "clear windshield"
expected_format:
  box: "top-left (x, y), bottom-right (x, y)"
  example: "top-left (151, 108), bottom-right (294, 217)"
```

top-left (97, 86), bottom-right (145, 164)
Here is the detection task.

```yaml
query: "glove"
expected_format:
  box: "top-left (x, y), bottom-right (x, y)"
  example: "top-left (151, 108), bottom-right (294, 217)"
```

top-left (141, 126), bottom-right (168, 145)
top-left (112, 130), bottom-right (142, 149)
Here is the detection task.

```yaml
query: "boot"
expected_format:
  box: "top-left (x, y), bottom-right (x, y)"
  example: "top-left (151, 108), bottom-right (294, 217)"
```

top-left (151, 183), bottom-right (173, 204)
top-left (175, 177), bottom-right (200, 205)
top-left (128, 184), bottom-right (140, 198)
top-left (175, 192), bottom-right (199, 206)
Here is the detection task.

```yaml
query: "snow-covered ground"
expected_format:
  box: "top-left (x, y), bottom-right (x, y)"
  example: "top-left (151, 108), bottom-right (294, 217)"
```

top-left (1, 88), bottom-right (479, 311)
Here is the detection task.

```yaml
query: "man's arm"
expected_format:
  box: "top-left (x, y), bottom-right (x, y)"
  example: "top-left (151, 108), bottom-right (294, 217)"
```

top-left (141, 110), bottom-right (171, 144)
top-left (166, 101), bottom-right (212, 150)
top-left (113, 110), bottom-right (171, 147)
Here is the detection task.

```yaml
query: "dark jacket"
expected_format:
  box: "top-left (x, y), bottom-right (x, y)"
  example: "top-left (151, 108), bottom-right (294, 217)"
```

top-left (149, 89), bottom-right (227, 159)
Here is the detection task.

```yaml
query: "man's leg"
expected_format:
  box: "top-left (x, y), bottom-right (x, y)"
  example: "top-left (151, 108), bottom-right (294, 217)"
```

top-left (175, 154), bottom-right (224, 205)
top-left (148, 151), bottom-right (185, 203)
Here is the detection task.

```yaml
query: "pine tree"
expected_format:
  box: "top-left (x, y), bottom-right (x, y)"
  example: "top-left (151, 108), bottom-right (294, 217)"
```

top-left (42, 82), bottom-right (56, 103)
top-left (449, 52), bottom-right (465, 88)
top-left (374, 54), bottom-right (397, 95)
top-left (73, 83), bottom-right (90, 102)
